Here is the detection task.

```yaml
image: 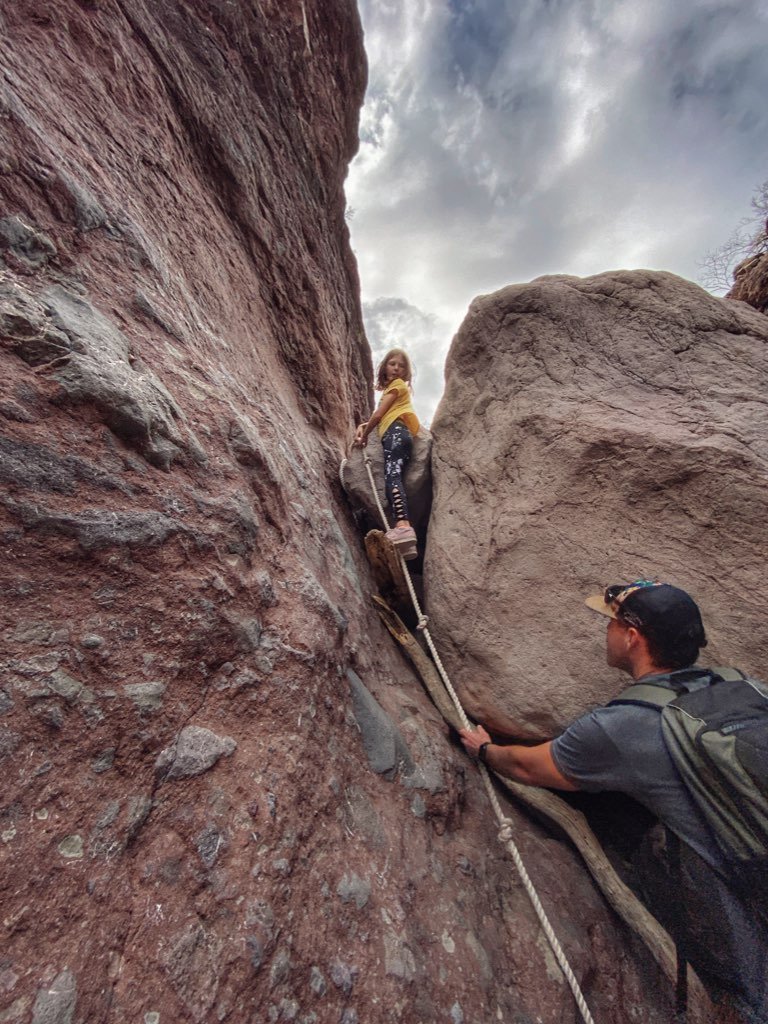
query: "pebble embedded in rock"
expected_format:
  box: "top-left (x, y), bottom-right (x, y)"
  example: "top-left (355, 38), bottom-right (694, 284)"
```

top-left (0, 726), bottom-right (21, 762)
top-left (94, 800), bottom-right (121, 830)
top-left (80, 634), bottom-right (104, 649)
top-left (90, 748), bottom-right (115, 774)
top-left (329, 961), bottom-right (358, 996)
top-left (123, 681), bottom-right (166, 713)
top-left (31, 968), bottom-right (77, 1024)
top-left (45, 670), bottom-right (84, 704)
top-left (450, 1003), bottom-right (464, 1024)
top-left (247, 935), bottom-right (265, 970)
top-left (346, 670), bottom-right (413, 779)
top-left (57, 835), bottom-right (84, 859)
top-left (269, 947), bottom-right (291, 990)
top-left (154, 725), bottom-right (236, 782)
top-left (125, 795), bottom-right (153, 842)
top-left (196, 825), bottom-right (225, 868)
top-left (410, 794), bottom-right (426, 819)
top-left (309, 965), bottom-right (326, 996)
top-left (335, 872), bottom-right (370, 910)
top-left (278, 998), bottom-right (299, 1021)
top-left (0, 214), bottom-right (57, 268)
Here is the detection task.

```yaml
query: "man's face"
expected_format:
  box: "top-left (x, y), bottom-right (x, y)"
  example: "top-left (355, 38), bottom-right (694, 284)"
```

top-left (606, 616), bottom-right (632, 672)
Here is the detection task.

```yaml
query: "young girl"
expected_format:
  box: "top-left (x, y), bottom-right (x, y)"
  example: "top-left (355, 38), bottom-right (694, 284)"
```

top-left (353, 348), bottom-right (420, 558)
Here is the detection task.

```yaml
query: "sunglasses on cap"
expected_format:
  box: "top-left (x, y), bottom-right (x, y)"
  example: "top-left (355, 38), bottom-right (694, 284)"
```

top-left (604, 579), bottom-right (661, 622)
top-left (606, 577), bottom-right (659, 606)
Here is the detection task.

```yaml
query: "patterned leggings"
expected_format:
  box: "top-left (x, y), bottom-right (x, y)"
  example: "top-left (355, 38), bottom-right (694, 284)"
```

top-left (381, 420), bottom-right (413, 523)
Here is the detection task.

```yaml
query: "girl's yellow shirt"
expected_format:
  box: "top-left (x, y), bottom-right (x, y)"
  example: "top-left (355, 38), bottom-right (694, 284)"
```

top-left (378, 378), bottom-right (420, 438)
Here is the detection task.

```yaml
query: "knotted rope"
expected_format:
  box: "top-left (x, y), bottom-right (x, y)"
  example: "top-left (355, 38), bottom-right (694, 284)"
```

top-left (361, 449), bottom-right (596, 1024)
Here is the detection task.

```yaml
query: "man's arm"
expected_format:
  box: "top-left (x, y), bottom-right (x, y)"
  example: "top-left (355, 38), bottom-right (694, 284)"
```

top-left (459, 726), bottom-right (578, 791)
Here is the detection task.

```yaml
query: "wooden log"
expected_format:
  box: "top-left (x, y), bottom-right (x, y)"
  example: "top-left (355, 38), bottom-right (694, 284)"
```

top-left (365, 530), bottom-right (410, 611)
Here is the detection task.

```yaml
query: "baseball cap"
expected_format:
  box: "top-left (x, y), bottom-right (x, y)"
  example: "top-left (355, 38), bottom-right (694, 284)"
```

top-left (585, 580), bottom-right (706, 644)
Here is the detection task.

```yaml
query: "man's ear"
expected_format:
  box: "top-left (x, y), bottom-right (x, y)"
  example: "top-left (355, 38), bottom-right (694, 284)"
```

top-left (625, 626), bottom-right (642, 650)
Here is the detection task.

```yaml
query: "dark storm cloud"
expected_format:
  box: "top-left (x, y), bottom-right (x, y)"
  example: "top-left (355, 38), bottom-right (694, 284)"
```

top-left (347, 0), bottom-right (768, 415)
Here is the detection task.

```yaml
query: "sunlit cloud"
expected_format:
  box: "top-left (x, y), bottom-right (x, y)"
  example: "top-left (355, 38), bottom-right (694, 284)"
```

top-left (362, 296), bottom-right (451, 425)
top-left (348, 0), bottom-right (768, 405)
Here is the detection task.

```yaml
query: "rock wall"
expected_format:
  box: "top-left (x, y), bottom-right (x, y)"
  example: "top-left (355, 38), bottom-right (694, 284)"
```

top-left (426, 270), bottom-right (768, 740)
top-left (728, 250), bottom-right (768, 313)
top-left (1, 6), bottom-right (700, 1024)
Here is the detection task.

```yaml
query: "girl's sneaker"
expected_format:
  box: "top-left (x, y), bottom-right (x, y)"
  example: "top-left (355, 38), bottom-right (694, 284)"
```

top-left (385, 525), bottom-right (418, 560)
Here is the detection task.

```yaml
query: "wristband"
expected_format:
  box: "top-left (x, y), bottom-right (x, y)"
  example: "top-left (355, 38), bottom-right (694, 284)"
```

top-left (478, 742), bottom-right (491, 764)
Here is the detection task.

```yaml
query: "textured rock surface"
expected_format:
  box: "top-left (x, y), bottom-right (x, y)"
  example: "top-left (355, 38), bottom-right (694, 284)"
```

top-left (2, 5), bottom-right (697, 1024)
top-left (427, 270), bottom-right (768, 739)
top-left (728, 249), bottom-right (768, 313)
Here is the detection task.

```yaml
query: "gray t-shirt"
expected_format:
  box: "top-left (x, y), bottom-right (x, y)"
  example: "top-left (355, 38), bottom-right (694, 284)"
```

top-left (551, 699), bottom-right (768, 1019)
top-left (551, 702), bottom-right (725, 872)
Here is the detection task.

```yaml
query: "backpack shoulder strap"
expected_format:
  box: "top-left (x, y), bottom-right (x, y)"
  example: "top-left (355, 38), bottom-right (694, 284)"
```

top-left (608, 668), bottom-right (730, 711)
top-left (609, 681), bottom-right (678, 711)
top-left (709, 666), bottom-right (747, 683)
top-left (606, 667), bottom-right (745, 708)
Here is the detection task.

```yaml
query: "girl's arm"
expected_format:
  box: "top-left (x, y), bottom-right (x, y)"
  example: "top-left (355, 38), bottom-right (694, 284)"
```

top-left (354, 390), bottom-right (398, 446)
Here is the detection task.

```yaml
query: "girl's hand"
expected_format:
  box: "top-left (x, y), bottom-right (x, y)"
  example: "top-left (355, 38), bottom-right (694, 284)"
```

top-left (353, 423), bottom-right (368, 448)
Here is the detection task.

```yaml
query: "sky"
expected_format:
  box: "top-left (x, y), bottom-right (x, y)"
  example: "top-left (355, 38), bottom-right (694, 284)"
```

top-left (345, 0), bottom-right (768, 423)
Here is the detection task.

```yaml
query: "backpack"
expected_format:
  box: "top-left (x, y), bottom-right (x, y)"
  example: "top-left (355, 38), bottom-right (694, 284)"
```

top-left (610, 667), bottom-right (768, 867)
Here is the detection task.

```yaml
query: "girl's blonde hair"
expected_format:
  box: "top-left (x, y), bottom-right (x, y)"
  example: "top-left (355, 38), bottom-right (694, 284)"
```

top-left (375, 348), bottom-right (414, 390)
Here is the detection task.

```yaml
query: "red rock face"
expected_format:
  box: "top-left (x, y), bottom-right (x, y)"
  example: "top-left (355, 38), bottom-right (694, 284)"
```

top-left (1, 4), bottom-right (701, 1023)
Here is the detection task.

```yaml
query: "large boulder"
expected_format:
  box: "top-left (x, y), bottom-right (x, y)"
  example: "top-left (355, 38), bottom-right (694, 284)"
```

top-left (426, 270), bottom-right (768, 739)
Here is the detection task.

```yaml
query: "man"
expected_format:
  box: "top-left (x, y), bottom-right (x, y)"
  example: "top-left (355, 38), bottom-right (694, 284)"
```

top-left (460, 580), bottom-right (767, 1023)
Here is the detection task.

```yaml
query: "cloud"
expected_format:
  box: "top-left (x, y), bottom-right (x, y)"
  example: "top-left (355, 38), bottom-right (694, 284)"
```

top-left (347, 0), bottom-right (768, 388)
top-left (362, 296), bottom-right (451, 425)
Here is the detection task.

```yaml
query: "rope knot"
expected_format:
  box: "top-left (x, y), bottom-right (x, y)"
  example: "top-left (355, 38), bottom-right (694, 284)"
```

top-left (498, 819), bottom-right (516, 845)
top-left (362, 451), bottom-right (371, 465)
top-left (416, 615), bottom-right (429, 631)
